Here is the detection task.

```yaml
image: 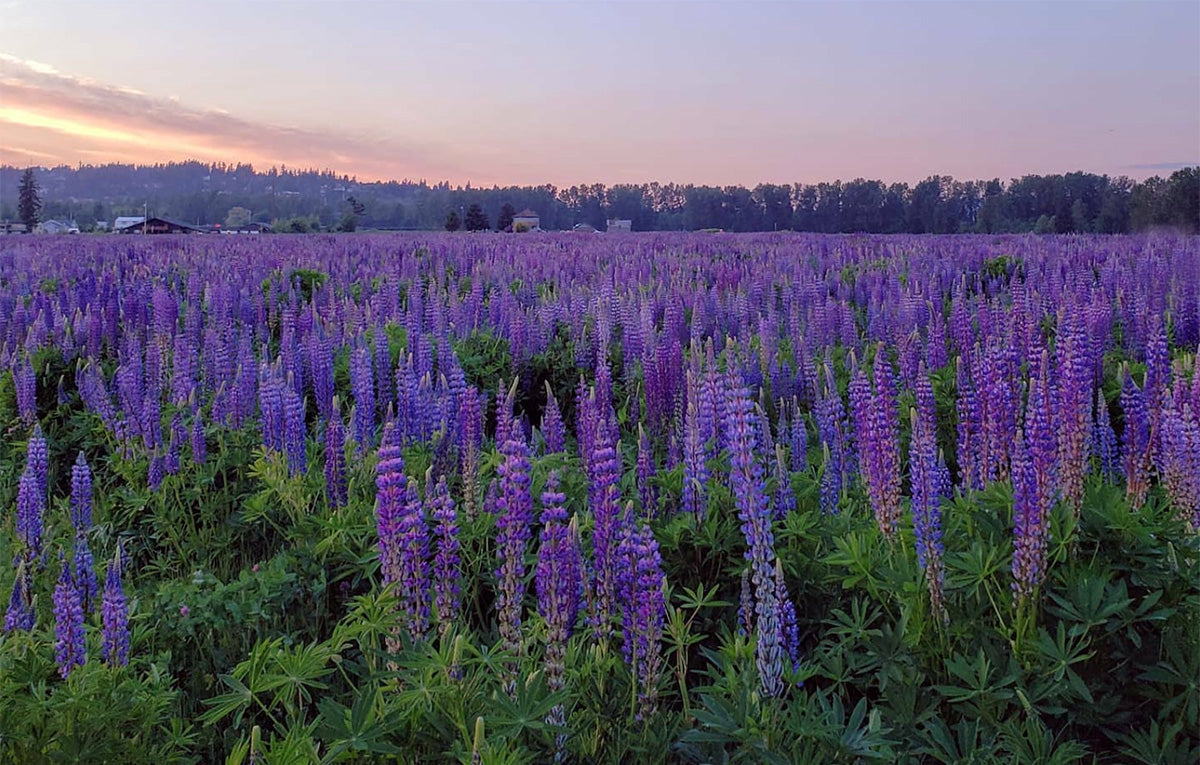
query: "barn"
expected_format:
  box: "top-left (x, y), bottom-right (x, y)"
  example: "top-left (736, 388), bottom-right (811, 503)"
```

top-left (114, 216), bottom-right (207, 234)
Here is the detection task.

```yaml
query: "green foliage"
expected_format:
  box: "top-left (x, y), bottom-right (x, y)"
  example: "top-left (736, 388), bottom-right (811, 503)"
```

top-left (287, 269), bottom-right (328, 302)
top-left (455, 331), bottom-right (513, 399)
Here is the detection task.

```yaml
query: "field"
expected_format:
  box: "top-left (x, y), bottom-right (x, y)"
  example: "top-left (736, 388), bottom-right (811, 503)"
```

top-left (0, 232), bottom-right (1197, 763)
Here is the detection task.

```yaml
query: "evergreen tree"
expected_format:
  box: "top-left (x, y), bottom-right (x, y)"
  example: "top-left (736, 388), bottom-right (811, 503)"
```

top-left (464, 203), bottom-right (489, 232)
top-left (497, 202), bottom-right (516, 232)
top-left (444, 210), bottom-right (461, 232)
top-left (18, 169), bottom-right (41, 230)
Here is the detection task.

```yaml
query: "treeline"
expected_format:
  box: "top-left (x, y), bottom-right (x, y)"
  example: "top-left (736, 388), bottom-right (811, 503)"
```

top-left (1, 161), bottom-right (1195, 234)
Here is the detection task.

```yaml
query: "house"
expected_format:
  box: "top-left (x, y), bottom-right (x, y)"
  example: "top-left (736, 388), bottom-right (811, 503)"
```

top-left (0, 222), bottom-right (28, 234)
top-left (572, 223), bottom-right (599, 233)
top-left (113, 216), bottom-right (146, 231)
top-left (114, 216), bottom-right (206, 234)
top-left (606, 218), bottom-right (632, 232)
top-left (36, 219), bottom-right (80, 234)
top-left (512, 209), bottom-right (540, 232)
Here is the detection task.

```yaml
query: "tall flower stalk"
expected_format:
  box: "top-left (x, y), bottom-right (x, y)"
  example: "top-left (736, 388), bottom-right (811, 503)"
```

top-left (53, 555), bottom-right (86, 678)
top-left (909, 370), bottom-right (949, 623)
top-left (494, 418), bottom-right (533, 693)
top-left (430, 474), bottom-right (460, 637)
top-left (535, 471), bottom-right (582, 757)
top-left (102, 546), bottom-right (131, 666)
top-left (728, 386), bottom-right (784, 698)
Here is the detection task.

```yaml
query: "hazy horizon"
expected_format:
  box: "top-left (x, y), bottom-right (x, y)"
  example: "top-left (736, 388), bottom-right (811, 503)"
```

top-left (2, 1), bottom-right (1197, 187)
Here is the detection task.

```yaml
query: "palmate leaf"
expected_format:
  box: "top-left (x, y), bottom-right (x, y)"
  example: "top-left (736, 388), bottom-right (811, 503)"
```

top-left (315, 691), bottom-right (404, 760)
top-left (200, 673), bottom-right (253, 728)
top-left (484, 671), bottom-right (566, 752)
top-left (915, 717), bottom-right (1003, 764)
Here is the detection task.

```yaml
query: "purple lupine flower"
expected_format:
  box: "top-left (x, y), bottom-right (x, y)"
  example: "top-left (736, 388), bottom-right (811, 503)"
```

top-left (636, 424), bottom-right (657, 516)
top-left (909, 370), bottom-right (948, 622)
top-left (73, 531), bottom-right (98, 613)
top-left (1121, 371), bottom-right (1151, 510)
top-left (459, 387), bottom-right (483, 519)
top-left (494, 422), bottom-right (533, 690)
top-left (535, 470), bottom-right (583, 747)
top-left (1094, 391), bottom-right (1121, 482)
top-left (737, 569), bottom-right (753, 636)
top-left (431, 475), bottom-right (460, 637)
top-left (53, 555), bottom-right (86, 678)
top-left (351, 345), bottom-right (375, 451)
top-left (15, 356), bottom-right (36, 426)
top-left (869, 349), bottom-right (902, 538)
top-left (397, 477), bottom-right (430, 641)
top-left (141, 390), bottom-right (162, 452)
top-left (788, 399), bottom-right (807, 473)
top-left (258, 366), bottom-right (285, 452)
top-left (1159, 402), bottom-right (1200, 530)
top-left (622, 523), bottom-right (665, 719)
top-left (956, 354), bottom-right (981, 491)
top-left (814, 368), bottom-right (848, 514)
top-left (324, 405), bottom-right (347, 508)
top-left (728, 386), bottom-right (784, 697)
top-left (1026, 355), bottom-right (1059, 524)
top-left (588, 436), bottom-right (625, 640)
top-left (776, 561), bottom-right (801, 674)
top-left (165, 413), bottom-right (184, 475)
top-left (308, 330), bottom-right (335, 419)
top-left (374, 330), bottom-right (393, 415)
top-left (16, 468), bottom-right (44, 561)
top-left (375, 443), bottom-right (407, 652)
top-left (1055, 318), bottom-right (1092, 514)
top-left (190, 407), bottom-right (206, 464)
top-left (4, 558), bottom-right (35, 632)
top-left (541, 384), bottom-right (566, 454)
top-left (68, 452), bottom-right (92, 531)
top-left (283, 381), bottom-right (306, 476)
top-left (848, 360), bottom-right (873, 480)
top-left (1011, 427), bottom-right (1047, 602)
top-left (774, 444), bottom-right (796, 520)
top-left (147, 453), bottom-right (164, 491)
top-left (101, 548), bottom-right (130, 666)
top-left (28, 425), bottom-right (48, 502)
top-left (682, 397), bottom-right (709, 520)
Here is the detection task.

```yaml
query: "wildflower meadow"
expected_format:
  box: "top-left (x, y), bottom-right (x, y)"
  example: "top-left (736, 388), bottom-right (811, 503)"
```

top-left (0, 232), bottom-right (1197, 763)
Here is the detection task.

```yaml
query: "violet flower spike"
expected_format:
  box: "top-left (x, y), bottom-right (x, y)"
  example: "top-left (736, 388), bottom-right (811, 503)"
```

top-left (101, 547), bottom-right (131, 666)
top-left (53, 554), bottom-right (87, 678)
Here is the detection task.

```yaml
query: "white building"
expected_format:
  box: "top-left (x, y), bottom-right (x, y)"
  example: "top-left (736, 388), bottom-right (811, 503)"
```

top-left (512, 209), bottom-right (540, 232)
top-left (36, 219), bottom-right (79, 234)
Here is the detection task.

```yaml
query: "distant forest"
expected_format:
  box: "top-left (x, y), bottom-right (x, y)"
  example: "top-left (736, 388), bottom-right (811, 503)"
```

top-left (1, 161), bottom-right (1196, 234)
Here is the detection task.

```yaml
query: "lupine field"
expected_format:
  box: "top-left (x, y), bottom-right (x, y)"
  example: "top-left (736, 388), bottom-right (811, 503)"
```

top-left (0, 232), bottom-right (1197, 763)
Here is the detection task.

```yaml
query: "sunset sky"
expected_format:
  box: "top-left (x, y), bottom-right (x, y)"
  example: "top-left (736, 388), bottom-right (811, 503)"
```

top-left (1, 0), bottom-right (1196, 187)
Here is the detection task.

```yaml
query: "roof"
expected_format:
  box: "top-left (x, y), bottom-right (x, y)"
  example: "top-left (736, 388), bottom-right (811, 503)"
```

top-left (115, 215), bottom-right (206, 233)
top-left (514, 209), bottom-right (539, 218)
top-left (113, 216), bottom-right (145, 229)
top-left (572, 223), bottom-right (599, 232)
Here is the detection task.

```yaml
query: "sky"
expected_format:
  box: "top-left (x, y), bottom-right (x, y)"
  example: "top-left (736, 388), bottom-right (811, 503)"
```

top-left (0, 0), bottom-right (1196, 187)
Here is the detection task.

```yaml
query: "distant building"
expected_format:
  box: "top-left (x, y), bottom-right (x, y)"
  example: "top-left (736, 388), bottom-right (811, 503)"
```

top-left (113, 216), bottom-right (146, 231)
top-left (513, 209), bottom-right (540, 232)
top-left (36, 219), bottom-right (79, 234)
top-left (114, 216), bottom-right (206, 234)
top-left (94, 221), bottom-right (109, 231)
top-left (222, 221), bottom-right (272, 234)
top-left (606, 219), bottom-right (632, 232)
top-left (572, 223), bottom-right (599, 233)
top-left (0, 222), bottom-right (28, 234)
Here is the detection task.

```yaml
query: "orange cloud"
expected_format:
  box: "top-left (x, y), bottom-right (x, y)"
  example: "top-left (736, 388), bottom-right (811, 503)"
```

top-left (0, 54), bottom-right (466, 181)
